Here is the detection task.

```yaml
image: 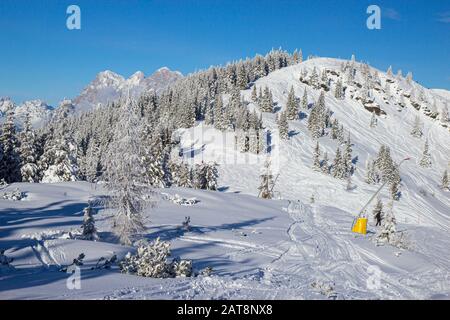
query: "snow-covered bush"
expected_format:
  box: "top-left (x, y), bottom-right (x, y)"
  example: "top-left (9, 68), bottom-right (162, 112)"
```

top-left (23, 229), bottom-right (80, 241)
top-left (311, 280), bottom-right (336, 299)
top-left (0, 249), bottom-right (14, 269)
top-left (2, 188), bottom-right (25, 201)
top-left (374, 208), bottom-right (411, 249)
top-left (119, 238), bottom-right (193, 278)
top-left (0, 179), bottom-right (8, 188)
top-left (181, 216), bottom-right (191, 231)
top-left (164, 193), bottom-right (199, 206)
top-left (60, 253), bottom-right (85, 272)
top-left (171, 258), bottom-right (193, 277)
top-left (200, 266), bottom-right (213, 276)
top-left (91, 255), bottom-right (117, 270)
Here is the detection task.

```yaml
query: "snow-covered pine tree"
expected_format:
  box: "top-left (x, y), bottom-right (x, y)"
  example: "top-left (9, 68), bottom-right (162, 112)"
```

top-left (345, 66), bottom-right (353, 84)
top-left (307, 91), bottom-right (327, 138)
top-left (366, 159), bottom-right (379, 184)
top-left (257, 129), bottom-right (267, 155)
top-left (248, 128), bottom-right (259, 154)
top-left (204, 103), bottom-right (214, 126)
top-left (258, 87), bottom-right (263, 102)
top-left (344, 175), bottom-right (354, 191)
top-left (406, 72), bottom-right (413, 84)
top-left (372, 198), bottom-right (384, 226)
top-left (337, 124), bottom-right (345, 143)
top-left (104, 99), bottom-right (153, 245)
top-left (251, 85), bottom-right (258, 102)
top-left (312, 141), bottom-right (321, 171)
top-left (386, 66), bottom-right (393, 77)
top-left (321, 151), bottom-right (330, 174)
top-left (205, 162), bottom-right (219, 191)
top-left (81, 139), bottom-right (102, 183)
top-left (320, 69), bottom-right (328, 89)
top-left (334, 78), bottom-right (344, 99)
top-left (410, 116), bottom-right (423, 138)
top-left (332, 147), bottom-right (346, 179)
top-left (236, 63), bottom-right (248, 89)
top-left (343, 138), bottom-right (353, 176)
top-left (80, 205), bottom-right (99, 241)
top-left (390, 180), bottom-right (400, 201)
top-left (376, 203), bottom-right (397, 246)
top-left (141, 128), bottom-right (168, 188)
top-left (286, 86), bottom-right (299, 120)
top-left (419, 139), bottom-right (432, 168)
top-left (0, 106), bottom-right (21, 183)
top-left (170, 161), bottom-right (193, 188)
top-left (213, 94), bottom-right (224, 130)
top-left (194, 162), bottom-right (208, 189)
top-left (19, 112), bottom-right (39, 182)
top-left (258, 159), bottom-right (274, 199)
top-left (442, 170), bottom-right (449, 190)
top-left (384, 82), bottom-right (391, 99)
top-left (260, 87), bottom-right (274, 113)
top-left (236, 129), bottom-right (248, 152)
top-left (310, 67), bottom-right (320, 89)
top-left (370, 111), bottom-right (378, 128)
top-left (39, 133), bottom-right (79, 183)
top-left (292, 49), bottom-right (299, 64)
top-left (375, 145), bottom-right (396, 184)
top-left (277, 111), bottom-right (289, 140)
top-left (301, 88), bottom-right (308, 109)
top-left (330, 119), bottom-right (339, 139)
top-left (222, 102), bottom-right (234, 131)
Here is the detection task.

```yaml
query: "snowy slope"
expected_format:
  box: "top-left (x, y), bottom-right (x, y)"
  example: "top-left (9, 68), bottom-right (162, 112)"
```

top-left (0, 182), bottom-right (448, 299)
top-left (179, 58), bottom-right (450, 231)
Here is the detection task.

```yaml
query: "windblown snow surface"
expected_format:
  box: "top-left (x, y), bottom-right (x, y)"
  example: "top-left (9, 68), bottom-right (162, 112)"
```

top-left (1, 58), bottom-right (449, 300)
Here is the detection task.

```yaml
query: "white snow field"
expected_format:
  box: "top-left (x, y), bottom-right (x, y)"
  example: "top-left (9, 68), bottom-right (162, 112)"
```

top-left (1, 57), bottom-right (450, 300)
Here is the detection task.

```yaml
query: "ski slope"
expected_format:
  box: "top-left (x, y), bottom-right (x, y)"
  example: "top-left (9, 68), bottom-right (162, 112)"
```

top-left (1, 57), bottom-right (449, 300)
top-left (179, 58), bottom-right (450, 231)
top-left (0, 181), bottom-right (449, 299)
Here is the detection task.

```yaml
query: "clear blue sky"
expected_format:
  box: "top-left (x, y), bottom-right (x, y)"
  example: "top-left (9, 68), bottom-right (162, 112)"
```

top-left (1, 0), bottom-right (449, 106)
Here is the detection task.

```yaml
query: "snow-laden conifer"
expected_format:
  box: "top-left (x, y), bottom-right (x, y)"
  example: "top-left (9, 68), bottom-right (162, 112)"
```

top-left (104, 99), bottom-right (154, 245)
top-left (80, 205), bottom-right (99, 241)
top-left (419, 139), bottom-right (432, 168)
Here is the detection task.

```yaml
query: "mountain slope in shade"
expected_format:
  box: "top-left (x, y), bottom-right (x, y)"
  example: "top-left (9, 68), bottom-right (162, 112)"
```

top-left (73, 67), bottom-right (183, 113)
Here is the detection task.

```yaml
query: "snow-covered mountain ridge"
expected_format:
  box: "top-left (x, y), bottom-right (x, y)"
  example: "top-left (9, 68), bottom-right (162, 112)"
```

top-left (0, 67), bottom-right (183, 127)
top-left (73, 67), bottom-right (183, 113)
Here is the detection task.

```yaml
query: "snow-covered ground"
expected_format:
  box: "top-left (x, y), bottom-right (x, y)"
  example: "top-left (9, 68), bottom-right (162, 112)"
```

top-left (0, 181), bottom-right (449, 300)
top-left (1, 57), bottom-right (449, 300)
